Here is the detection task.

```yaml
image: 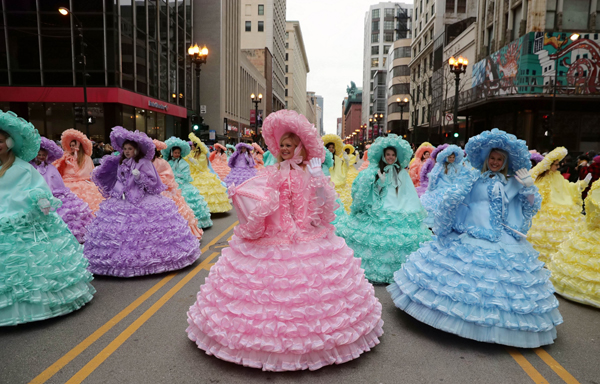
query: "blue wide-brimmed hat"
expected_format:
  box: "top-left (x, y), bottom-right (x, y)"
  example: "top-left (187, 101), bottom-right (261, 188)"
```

top-left (162, 137), bottom-right (191, 159)
top-left (0, 110), bottom-right (41, 162)
top-left (465, 128), bottom-right (531, 173)
top-left (368, 134), bottom-right (413, 168)
top-left (436, 144), bottom-right (464, 164)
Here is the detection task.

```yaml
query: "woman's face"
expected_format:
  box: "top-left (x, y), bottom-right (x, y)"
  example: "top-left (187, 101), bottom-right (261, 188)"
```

top-left (551, 160), bottom-right (560, 172)
top-left (191, 143), bottom-right (197, 150)
top-left (36, 149), bottom-right (48, 164)
top-left (327, 144), bottom-right (335, 154)
top-left (240, 147), bottom-right (247, 153)
top-left (345, 148), bottom-right (350, 154)
top-left (488, 151), bottom-right (505, 172)
top-left (123, 143), bottom-right (136, 159)
top-left (423, 151), bottom-right (430, 160)
top-left (172, 148), bottom-right (181, 159)
top-left (70, 140), bottom-right (80, 153)
top-left (447, 153), bottom-right (456, 164)
top-left (0, 134), bottom-right (9, 156)
top-left (280, 138), bottom-right (297, 161)
top-left (384, 149), bottom-right (397, 165)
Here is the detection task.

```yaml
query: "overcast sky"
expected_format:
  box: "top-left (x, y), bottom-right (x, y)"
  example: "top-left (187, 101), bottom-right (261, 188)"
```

top-left (286, 1), bottom-right (374, 134)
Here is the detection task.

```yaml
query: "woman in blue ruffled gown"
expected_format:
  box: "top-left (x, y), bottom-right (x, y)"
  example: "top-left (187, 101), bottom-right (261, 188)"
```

top-left (421, 145), bottom-right (464, 228)
top-left (0, 111), bottom-right (94, 326)
top-left (387, 129), bottom-right (563, 348)
top-left (335, 134), bottom-right (431, 283)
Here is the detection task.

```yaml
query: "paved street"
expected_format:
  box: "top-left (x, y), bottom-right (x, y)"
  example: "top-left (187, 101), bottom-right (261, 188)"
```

top-left (1, 205), bottom-right (599, 384)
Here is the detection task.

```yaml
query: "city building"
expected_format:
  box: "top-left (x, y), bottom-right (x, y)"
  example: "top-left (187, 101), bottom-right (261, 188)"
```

top-left (343, 82), bottom-right (363, 146)
top-left (0, 0), bottom-right (196, 142)
top-left (240, 0), bottom-right (286, 116)
top-left (316, 95), bottom-right (324, 136)
top-left (284, 21), bottom-right (310, 115)
top-left (306, 91), bottom-right (318, 126)
top-left (452, 0), bottom-right (600, 152)
top-left (337, 117), bottom-right (343, 137)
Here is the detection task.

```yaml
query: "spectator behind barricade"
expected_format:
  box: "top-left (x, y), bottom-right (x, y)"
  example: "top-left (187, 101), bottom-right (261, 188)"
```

top-left (92, 140), bottom-right (105, 165)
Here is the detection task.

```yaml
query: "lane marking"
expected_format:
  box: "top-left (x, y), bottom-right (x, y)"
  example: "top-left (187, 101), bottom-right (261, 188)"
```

top-left (507, 348), bottom-right (550, 384)
top-left (29, 221), bottom-right (237, 384)
top-left (534, 348), bottom-right (581, 384)
top-left (65, 251), bottom-right (222, 384)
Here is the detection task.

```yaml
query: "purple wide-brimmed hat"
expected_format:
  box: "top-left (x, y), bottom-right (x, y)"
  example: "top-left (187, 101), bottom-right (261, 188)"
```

top-left (235, 142), bottom-right (254, 151)
top-left (39, 136), bottom-right (64, 163)
top-left (110, 126), bottom-right (155, 160)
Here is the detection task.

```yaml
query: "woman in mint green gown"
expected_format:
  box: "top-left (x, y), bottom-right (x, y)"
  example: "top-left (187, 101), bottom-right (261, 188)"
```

top-left (335, 134), bottom-right (431, 283)
top-left (0, 111), bottom-right (95, 326)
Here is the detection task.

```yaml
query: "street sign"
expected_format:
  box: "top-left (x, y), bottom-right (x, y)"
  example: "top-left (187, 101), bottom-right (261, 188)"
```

top-left (200, 105), bottom-right (207, 114)
top-left (209, 130), bottom-right (216, 140)
top-left (445, 113), bottom-right (453, 122)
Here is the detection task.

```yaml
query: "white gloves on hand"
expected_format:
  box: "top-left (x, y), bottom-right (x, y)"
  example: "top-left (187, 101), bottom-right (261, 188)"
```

top-left (132, 169), bottom-right (141, 180)
top-left (377, 169), bottom-right (386, 183)
top-left (515, 168), bottom-right (534, 188)
top-left (342, 152), bottom-right (350, 163)
top-left (38, 198), bottom-right (51, 215)
top-left (584, 173), bottom-right (593, 184)
top-left (188, 157), bottom-right (198, 165)
top-left (307, 158), bottom-right (324, 178)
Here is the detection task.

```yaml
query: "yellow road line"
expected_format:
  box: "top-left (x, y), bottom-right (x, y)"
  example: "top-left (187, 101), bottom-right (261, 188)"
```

top-left (534, 348), bottom-right (581, 384)
top-left (29, 221), bottom-right (237, 384)
top-left (65, 251), bottom-right (222, 384)
top-left (507, 348), bottom-right (550, 384)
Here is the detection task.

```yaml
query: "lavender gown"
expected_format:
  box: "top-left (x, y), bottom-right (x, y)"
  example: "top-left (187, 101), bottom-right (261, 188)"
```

top-left (224, 148), bottom-right (256, 187)
top-left (84, 156), bottom-right (200, 277)
top-left (31, 161), bottom-right (93, 243)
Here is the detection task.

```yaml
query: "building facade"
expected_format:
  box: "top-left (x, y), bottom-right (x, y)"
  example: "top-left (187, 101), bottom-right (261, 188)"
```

top-left (316, 95), bottom-right (324, 135)
top-left (306, 91), bottom-right (318, 125)
top-left (0, 0), bottom-right (196, 141)
top-left (285, 21), bottom-right (309, 115)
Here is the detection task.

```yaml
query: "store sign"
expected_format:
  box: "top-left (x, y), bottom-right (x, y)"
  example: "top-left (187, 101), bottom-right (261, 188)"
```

top-left (209, 130), bottom-right (216, 140)
top-left (148, 100), bottom-right (168, 111)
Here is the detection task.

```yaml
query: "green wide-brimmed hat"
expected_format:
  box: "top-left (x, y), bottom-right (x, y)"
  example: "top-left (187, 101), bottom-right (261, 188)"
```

top-left (0, 110), bottom-right (41, 162)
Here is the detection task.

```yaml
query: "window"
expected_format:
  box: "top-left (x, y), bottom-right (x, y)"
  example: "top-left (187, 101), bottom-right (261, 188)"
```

top-left (371, 34), bottom-right (380, 43)
top-left (258, 21), bottom-right (264, 32)
top-left (384, 21), bottom-right (394, 30)
top-left (285, 77), bottom-right (288, 85)
top-left (429, 52), bottom-right (434, 69)
top-left (432, 4), bottom-right (435, 14)
top-left (457, 0), bottom-right (466, 13)
top-left (372, 21), bottom-right (380, 31)
top-left (372, 45), bottom-right (380, 55)
top-left (245, 21), bottom-right (251, 32)
top-left (446, 0), bottom-right (455, 12)
top-left (423, 57), bottom-right (427, 70)
top-left (394, 46), bottom-right (411, 58)
top-left (285, 89), bottom-right (288, 97)
top-left (384, 33), bottom-right (394, 42)
top-left (285, 42), bottom-right (289, 48)
top-left (383, 57), bottom-right (387, 67)
top-left (422, 106), bottom-right (427, 124)
top-left (285, 53), bottom-right (288, 61)
top-left (415, 8), bottom-right (418, 20)
top-left (285, 65), bottom-right (288, 72)
top-left (371, 70), bottom-right (377, 78)
top-left (512, 4), bottom-right (523, 40)
top-left (390, 83), bottom-right (410, 95)
top-left (245, 4), bottom-right (251, 16)
top-left (562, 0), bottom-right (591, 30)
top-left (371, 57), bottom-right (380, 67)
top-left (383, 45), bottom-right (391, 54)
top-left (393, 65), bottom-right (410, 76)
top-left (372, 9), bottom-right (380, 18)
top-left (385, 8), bottom-right (394, 17)
top-left (258, 4), bottom-right (264, 15)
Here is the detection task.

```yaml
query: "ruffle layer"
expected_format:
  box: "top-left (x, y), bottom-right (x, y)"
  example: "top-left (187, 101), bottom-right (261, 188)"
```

top-left (161, 188), bottom-right (204, 240)
top-left (336, 183), bottom-right (353, 214)
top-left (547, 227), bottom-right (600, 308)
top-left (0, 211), bottom-right (95, 326)
top-left (336, 211), bottom-right (432, 283)
top-left (225, 167), bottom-right (257, 188)
top-left (54, 189), bottom-right (94, 243)
top-left (186, 234), bottom-right (383, 371)
top-left (346, 167), bottom-right (359, 187)
top-left (64, 179), bottom-right (104, 213)
top-left (178, 182), bottom-right (213, 228)
top-left (189, 170), bottom-right (232, 213)
top-left (83, 195), bottom-right (200, 277)
top-left (528, 204), bottom-right (584, 263)
top-left (211, 157), bottom-right (231, 181)
top-left (386, 233), bottom-right (562, 347)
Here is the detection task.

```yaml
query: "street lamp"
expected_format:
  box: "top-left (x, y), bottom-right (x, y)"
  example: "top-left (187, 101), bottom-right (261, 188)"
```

top-left (251, 93), bottom-right (263, 138)
top-left (448, 55), bottom-right (468, 143)
top-left (373, 113), bottom-right (384, 138)
top-left (396, 97), bottom-right (409, 134)
top-left (551, 33), bottom-right (579, 136)
top-left (188, 43), bottom-right (209, 131)
top-left (59, 7), bottom-right (90, 137)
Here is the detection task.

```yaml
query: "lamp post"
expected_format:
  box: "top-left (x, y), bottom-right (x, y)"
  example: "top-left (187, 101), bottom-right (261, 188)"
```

top-left (373, 113), bottom-right (384, 138)
top-left (551, 33), bottom-right (579, 136)
top-left (188, 43), bottom-right (208, 130)
top-left (59, 7), bottom-right (89, 137)
top-left (396, 97), bottom-right (409, 135)
top-left (251, 93), bottom-right (263, 142)
top-left (448, 56), bottom-right (468, 143)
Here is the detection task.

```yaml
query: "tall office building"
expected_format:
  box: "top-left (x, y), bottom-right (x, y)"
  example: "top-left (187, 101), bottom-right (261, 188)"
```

top-left (316, 95), bottom-right (324, 136)
top-left (284, 21), bottom-right (309, 115)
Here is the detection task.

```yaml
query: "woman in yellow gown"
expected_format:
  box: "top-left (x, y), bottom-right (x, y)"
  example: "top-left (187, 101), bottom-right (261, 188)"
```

top-left (185, 133), bottom-right (232, 213)
top-left (528, 147), bottom-right (591, 263)
top-left (344, 144), bottom-right (359, 186)
top-left (322, 134), bottom-right (352, 213)
top-left (547, 179), bottom-right (600, 307)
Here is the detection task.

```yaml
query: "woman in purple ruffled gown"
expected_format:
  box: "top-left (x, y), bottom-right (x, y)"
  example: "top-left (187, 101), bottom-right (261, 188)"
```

top-left (224, 142), bottom-right (256, 187)
top-left (30, 137), bottom-right (93, 243)
top-left (84, 127), bottom-right (200, 277)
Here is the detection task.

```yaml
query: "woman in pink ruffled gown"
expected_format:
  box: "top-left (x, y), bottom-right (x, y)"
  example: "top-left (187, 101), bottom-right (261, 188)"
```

top-left (186, 109), bottom-right (383, 371)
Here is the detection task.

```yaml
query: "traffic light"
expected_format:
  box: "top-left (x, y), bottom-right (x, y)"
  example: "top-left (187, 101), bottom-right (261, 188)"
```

top-left (542, 114), bottom-right (551, 136)
top-left (86, 116), bottom-right (96, 125)
top-left (453, 132), bottom-right (459, 138)
top-left (193, 123), bottom-right (199, 131)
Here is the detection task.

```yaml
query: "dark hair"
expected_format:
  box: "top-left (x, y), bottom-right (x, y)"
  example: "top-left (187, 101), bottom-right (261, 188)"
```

top-left (326, 142), bottom-right (335, 149)
top-left (168, 146), bottom-right (182, 161)
top-left (153, 149), bottom-right (161, 160)
top-left (119, 140), bottom-right (144, 164)
top-left (376, 147), bottom-right (401, 182)
top-left (421, 151), bottom-right (430, 161)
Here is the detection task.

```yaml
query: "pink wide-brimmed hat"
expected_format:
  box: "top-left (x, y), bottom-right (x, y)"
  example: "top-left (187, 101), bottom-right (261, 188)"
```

top-left (252, 142), bottom-right (264, 154)
top-left (153, 139), bottom-right (167, 151)
top-left (61, 129), bottom-right (93, 156)
top-left (262, 110), bottom-right (325, 162)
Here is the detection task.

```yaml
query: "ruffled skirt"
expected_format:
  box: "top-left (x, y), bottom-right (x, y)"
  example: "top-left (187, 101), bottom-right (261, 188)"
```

top-left (212, 161), bottom-right (230, 181)
top-left (547, 225), bottom-right (600, 308)
top-left (178, 182), bottom-right (213, 229)
top-left (387, 232), bottom-right (563, 347)
top-left (528, 203), bottom-right (584, 264)
top-left (224, 167), bottom-right (257, 188)
top-left (330, 198), bottom-right (346, 225)
top-left (346, 166), bottom-right (359, 186)
top-left (335, 183), bottom-right (353, 214)
top-left (0, 211), bottom-right (95, 326)
top-left (84, 194), bottom-right (201, 277)
top-left (54, 189), bottom-right (94, 243)
top-left (336, 210), bottom-right (432, 283)
top-left (161, 187), bottom-right (204, 240)
top-left (190, 170), bottom-right (232, 213)
top-left (64, 179), bottom-right (104, 213)
top-left (420, 187), bottom-right (447, 228)
top-left (415, 183), bottom-right (428, 198)
top-left (186, 232), bottom-right (384, 371)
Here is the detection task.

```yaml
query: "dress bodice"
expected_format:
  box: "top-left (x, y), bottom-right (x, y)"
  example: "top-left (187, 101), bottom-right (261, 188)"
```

top-left (380, 168), bottom-right (422, 213)
top-left (536, 171), bottom-right (585, 207)
top-left (31, 161), bottom-right (69, 194)
top-left (229, 152), bottom-right (255, 169)
top-left (1, 158), bottom-right (56, 218)
top-left (55, 154), bottom-right (95, 182)
top-left (168, 158), bottom-right (193, 184)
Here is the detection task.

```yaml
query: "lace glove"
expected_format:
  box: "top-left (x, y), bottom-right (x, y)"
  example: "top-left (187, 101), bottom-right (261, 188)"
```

top-left (131, 169), bottom-right (141, 180)
top-left (342, 152), bottom-right (350, 164)
top-left (38, 198), bottom-right (51, 215)
top-left (515, 168), bottom-right (534, 188)
top-left (307, 158), bottom-right (324, 178)
top-left (377, 169), bottom-right (386, 183)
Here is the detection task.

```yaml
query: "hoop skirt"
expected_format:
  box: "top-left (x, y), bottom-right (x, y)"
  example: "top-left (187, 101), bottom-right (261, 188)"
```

top-left (209, 152), bottom-right (230, 181)
top-left (421, 163), bottom-right (461, 228)
top-left (1, 158), bottom-right (94, 326)
top-left (330, 155), bottom-right (352, 214)
top-left (547, 180), bottom-right (600, 307)
top-left (84, 156), bottom-right (200, 277)
top-left (528, 172), bottom-right (587, 263)
top-left (186, 167), bottom-right (383, 371)
top-left (224, 152), bottom-right (257, 187)
top-left (165, 158), bottom-right (212, 228)
top-left (388, 169), bottom-right (563, 347)
top-left (186, 155), bottom-right (232, 213)
top-left (54, 155), bottom-right (104, 213)
top-left (345, 154), bottom-right (359, 186)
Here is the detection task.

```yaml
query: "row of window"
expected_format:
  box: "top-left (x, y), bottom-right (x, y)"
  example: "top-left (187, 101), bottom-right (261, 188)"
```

top-left (371, 32), bottom-right (395, 43)
top-left (371, 8), bottom-right (395, 19)
top-left (245, 21), bottom-right (264, 32)
top-left (244, 4), bottom-right (265, 16)
top-left (371, 20), bottom-right (396, 32)
top-left (412, 78), bottom-right (432, 103)
top-left (370, 45), bottom-right (391, 55)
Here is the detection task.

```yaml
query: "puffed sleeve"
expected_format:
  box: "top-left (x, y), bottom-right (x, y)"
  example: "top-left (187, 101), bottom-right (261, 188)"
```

top-left (134, 158), bottom-right (166, 195)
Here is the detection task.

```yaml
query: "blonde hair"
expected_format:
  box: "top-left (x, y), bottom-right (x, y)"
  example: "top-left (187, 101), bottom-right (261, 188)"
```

top-left (481, 149), bottom-right (508, 177)
top-left (276, 132), bottom-right (307, 163)
top-left (71, 140), bottom-right (86, 167)
top-left (0, 130), bottom-right (16, 178)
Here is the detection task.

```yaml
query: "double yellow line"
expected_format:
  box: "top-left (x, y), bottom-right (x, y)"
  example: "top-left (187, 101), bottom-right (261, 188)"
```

top-left (508, 348), bottom-right (580, 384)
top-left (30, 221), bottom-right (238, 384)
